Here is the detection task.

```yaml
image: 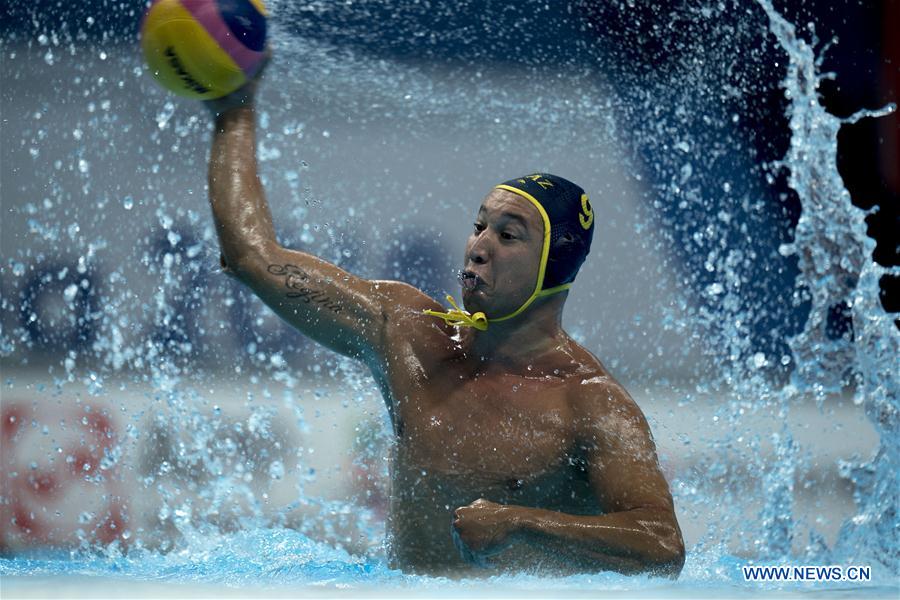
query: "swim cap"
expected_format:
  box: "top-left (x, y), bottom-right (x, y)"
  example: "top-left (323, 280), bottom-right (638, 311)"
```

top-left (495, 173), bottom-right (594, 290)
top-left (423, 173), bottom-right (594, 330)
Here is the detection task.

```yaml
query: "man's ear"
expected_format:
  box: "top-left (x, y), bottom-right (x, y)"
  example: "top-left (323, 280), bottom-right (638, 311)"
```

top-left (546, 232), bottom-right (587, 287)
top-left (556, 232), bottom-right (577, 246)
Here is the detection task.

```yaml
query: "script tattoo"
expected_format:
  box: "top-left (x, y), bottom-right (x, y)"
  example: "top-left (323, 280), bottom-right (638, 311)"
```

top-left (267, 264), bottom-right (342, 314)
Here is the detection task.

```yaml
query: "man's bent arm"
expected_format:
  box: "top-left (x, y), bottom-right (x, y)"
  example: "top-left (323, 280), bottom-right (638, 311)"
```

top-left (509, 504), bottom-right (684, 576)
top-left (515, 380), bottom-right (685, 576)
top-left (208, 104), bottom-right (396, 360)
top-left (455, 380), bottom-right (685, 576)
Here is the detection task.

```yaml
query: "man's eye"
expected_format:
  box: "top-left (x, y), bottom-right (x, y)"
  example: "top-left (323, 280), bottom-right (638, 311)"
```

top-left (473, 223), bottom-right (486, 232)
top-left (500, 232), bottom-right (516, 240)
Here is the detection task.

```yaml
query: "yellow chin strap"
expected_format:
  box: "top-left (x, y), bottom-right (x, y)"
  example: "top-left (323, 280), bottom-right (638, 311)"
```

top-left (423, 294), bottom-right (489, 330)
top-left (423, 184), bottom-right (571, 330)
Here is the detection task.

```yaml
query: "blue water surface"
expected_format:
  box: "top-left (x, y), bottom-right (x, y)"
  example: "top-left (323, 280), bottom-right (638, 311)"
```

top-left (2, 528), bottom-right (897, 598)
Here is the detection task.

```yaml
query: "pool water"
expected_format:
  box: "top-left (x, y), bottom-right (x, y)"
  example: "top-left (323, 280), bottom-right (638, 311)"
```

top-left (2, 528), bottom-right (896, 598)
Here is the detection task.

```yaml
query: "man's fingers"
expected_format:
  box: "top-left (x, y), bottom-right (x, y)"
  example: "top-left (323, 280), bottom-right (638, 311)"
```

top-left (451, 520), bottom-right (485, 567)
top-left (453, 498), bottom-right (494, 524)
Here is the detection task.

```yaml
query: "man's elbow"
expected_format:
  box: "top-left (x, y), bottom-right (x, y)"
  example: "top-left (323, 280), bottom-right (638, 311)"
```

top-left (647, 526), bottom-right (685, 578)
top-left (658, 538), bottom-right (686, 578)
top-left (219, 243), bottom-right (274, 281)
top-left (629, 508), bottom-right (685, 578)
top-left (219, 251), bottom-right (252, 281)
top-left (219, 252), bottom-right (238, 278)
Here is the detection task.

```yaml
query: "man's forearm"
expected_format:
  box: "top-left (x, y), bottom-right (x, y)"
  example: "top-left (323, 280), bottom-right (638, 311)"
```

top-left (510, 506), bottom-right (685, 576)
top-left (208, 106), bottom-right (278, 272)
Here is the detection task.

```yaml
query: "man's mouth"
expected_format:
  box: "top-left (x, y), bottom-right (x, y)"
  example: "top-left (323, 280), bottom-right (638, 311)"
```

top-left (458, 270), bottom-right (485, 291)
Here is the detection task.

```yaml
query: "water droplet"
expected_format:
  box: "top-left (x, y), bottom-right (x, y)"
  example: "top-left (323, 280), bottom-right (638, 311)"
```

top-left (63, 284), bottom-right (79, 303)
top-left (156, 102), bottom-right (175, 130)
top-left (268, 460), bottom-right (285, 480)
top-left (706, 282), bottom-right (724, 296)
top-left (752, 352), bottom-right (767, 369)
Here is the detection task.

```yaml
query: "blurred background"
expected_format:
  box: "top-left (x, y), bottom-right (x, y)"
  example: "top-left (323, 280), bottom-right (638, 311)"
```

top-left (1, 0), bottom-right (897, 572)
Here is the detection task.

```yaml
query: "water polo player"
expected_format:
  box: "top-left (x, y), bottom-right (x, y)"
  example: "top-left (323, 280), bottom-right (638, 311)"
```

top-left (202, 58), bottom-right (685, 577)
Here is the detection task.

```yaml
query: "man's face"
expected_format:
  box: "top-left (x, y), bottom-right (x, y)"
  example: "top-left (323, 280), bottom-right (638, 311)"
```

top-left (460, 189), bottom-right (544, 317)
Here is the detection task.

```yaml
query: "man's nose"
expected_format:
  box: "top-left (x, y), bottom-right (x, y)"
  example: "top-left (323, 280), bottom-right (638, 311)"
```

top-left (467, 232), bottom-right (491, 264)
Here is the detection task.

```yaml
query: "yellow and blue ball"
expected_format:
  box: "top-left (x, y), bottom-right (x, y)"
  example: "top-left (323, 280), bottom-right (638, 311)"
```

top-left (140, 0), bottom-right (267, 100)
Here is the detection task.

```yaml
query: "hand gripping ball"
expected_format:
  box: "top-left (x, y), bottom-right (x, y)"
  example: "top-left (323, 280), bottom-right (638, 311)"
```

top-left (141, 0), bottom-right (267, 100)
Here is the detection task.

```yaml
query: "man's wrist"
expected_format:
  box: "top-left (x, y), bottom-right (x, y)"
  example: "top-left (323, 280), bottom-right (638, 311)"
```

top-left (507, 505), bottom-right (537, 534)
top-left (210, 105), bottom-right (256, 133)
top-left (212, 104), bottom-right (254, 121)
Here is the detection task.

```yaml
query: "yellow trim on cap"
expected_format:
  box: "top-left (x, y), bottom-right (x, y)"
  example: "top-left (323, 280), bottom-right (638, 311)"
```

top-left (490, 184), bottom-right (570, 322)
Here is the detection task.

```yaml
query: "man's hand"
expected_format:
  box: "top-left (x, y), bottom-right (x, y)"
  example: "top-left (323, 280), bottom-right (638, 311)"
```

top-left (451, 498), bottom-right (520, 565)
top-left (203, 47), bottom-right (271, 118)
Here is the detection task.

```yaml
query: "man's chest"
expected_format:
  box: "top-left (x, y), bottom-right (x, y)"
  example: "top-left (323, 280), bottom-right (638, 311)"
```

top-left (390, 366), bottom-right (577, 480)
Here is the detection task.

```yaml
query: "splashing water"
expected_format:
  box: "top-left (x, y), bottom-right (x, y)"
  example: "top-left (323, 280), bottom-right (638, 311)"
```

top-left (1, 0), bottom-right (897, 594)
top-left (749, 0), bottom-right (898, 570)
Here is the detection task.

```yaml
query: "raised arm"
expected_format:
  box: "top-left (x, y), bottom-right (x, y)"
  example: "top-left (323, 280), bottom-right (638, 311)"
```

top-left (205, 66), bottom-right (424, 361)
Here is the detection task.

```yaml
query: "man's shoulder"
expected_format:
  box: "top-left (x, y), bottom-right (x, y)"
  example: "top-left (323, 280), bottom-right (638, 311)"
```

top-left (568, 374), bottom-right (630, 411)
top-left (373, 279), bottom-right (443, 316)
top-left (374, 280), bottom-right (461, 345)
top-left (564, 371), bottom-right (650, 447)
top-left (560, 341), bottom-right (638, 419)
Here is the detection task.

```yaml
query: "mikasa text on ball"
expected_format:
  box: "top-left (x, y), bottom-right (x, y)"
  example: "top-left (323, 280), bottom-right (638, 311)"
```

top-left (141, 0), bottom-right (267, 100)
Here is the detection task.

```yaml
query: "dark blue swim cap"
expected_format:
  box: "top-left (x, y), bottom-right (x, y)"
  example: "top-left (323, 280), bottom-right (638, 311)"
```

top-left (423, 173), bottom-right (595, 329)
top-left (496, 173), bottom-right (595, 289)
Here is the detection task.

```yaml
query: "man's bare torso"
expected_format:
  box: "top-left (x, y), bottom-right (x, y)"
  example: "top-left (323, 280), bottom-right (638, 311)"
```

top-left (370, 307), bottom-right (609, 574)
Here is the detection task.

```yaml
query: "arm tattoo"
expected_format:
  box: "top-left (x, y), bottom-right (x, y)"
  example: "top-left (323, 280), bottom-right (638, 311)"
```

top-left (267, 263), bottom-right (342, 314)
